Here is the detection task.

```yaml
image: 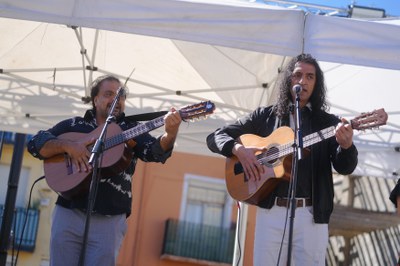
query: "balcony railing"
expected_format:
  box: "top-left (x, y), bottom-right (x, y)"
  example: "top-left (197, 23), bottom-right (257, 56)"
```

top-left (162, 219), bottom-right (235, 264)
top-left (0, 205), bottom-right (40, 252)
top-left (0, 131), bottom-right (32, 145)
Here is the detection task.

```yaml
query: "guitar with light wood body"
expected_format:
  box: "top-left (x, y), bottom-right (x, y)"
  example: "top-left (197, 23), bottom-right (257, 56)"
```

top-left (225, 108), bottom-right (388, 205)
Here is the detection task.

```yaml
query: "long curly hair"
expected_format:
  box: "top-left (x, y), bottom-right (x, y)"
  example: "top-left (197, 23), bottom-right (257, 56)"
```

top-left (274, 54), bottom-right (328, 118)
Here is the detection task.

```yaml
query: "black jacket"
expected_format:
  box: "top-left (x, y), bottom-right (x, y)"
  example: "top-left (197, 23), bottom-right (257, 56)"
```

top-left (207, 105), bottom-right (358, 223)
top-left (390, 179), bottom-right (400, 207)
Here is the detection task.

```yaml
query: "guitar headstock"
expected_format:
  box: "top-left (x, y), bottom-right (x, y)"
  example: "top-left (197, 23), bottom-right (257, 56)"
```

top-left (350, 108), bottom-right (388, 131)
top-left (179, 101), bottom-right (216, 121)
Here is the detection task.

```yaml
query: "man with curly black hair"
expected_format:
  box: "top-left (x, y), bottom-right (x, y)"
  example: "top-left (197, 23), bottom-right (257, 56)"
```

top-left (207, 54), bottom-right (358, 265)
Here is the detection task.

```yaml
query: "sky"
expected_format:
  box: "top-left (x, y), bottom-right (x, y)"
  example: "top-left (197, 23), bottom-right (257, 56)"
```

top-left (297, 0), bottom-right (400, 17)
top-left (264, 0), bottom-right (400, 17)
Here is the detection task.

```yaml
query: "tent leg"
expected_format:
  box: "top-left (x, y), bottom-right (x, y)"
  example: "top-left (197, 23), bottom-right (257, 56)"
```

top-left (232, 201), bottom-right (248, 266)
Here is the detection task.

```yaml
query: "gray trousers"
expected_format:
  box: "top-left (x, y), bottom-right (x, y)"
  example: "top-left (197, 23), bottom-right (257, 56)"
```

top-left (50, 205), bottom-right (127, 266)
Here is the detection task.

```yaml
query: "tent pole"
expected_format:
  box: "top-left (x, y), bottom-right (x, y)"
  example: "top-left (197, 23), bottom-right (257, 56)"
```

top-left (232, 201), bottom-right (248, 266)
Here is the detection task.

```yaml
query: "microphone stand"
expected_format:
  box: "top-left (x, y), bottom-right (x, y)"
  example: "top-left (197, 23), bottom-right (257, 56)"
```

top-left (286, 89), bottom-right (303, 266)
top-left (78, 87), bottom-right (124, 266)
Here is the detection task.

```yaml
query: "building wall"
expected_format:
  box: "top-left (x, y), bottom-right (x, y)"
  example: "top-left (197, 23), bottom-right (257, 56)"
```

top-left (1, 144), bottom-right (256, 266)
top-left (4, 140), bottom-right (399, 266)
top-left (117, 151), bottom-right (257, 266)
top-left (1, 143), bottom-right (55, 266)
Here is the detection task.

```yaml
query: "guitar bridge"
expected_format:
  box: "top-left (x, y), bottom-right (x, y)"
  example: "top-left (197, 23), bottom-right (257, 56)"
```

top-left (234, 162), bottom-right (243, 175)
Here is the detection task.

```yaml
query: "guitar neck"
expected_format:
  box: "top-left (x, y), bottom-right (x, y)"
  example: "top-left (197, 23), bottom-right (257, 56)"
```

top-left (104, 116), bottom-right (165, 150)
top-left (100, 100), bottom-right (216, 151)
top-left (303, 126), bottom-right (335, 149)
top-left (288, 126), bottom-right (336, 154)
top-left (259, 126), bottom-right (336, 163)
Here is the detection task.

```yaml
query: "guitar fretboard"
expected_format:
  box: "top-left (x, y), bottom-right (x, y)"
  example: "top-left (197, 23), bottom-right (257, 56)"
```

top-left (257, 126), bottom-right (335, 165)
top-left (104, 117), bottom-right (165, 150)
top-left (99, 101), bottom-right (215, 151)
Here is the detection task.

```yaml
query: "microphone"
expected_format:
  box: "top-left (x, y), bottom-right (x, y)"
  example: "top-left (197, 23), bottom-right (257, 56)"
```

top-left (292, 84), bottom-right (302, 94)
top-left (117, 87), bottom-right (126, 98)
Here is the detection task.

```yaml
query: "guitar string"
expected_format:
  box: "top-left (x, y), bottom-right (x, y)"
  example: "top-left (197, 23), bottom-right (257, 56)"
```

top-left (103, 117), bottom-right (164, 150)
top-left (103, 105), bottom-right (214, 149)
top-left (251, 111), bottom-right (383, 166)
top-left (256, 126), bottom-right (335, 165)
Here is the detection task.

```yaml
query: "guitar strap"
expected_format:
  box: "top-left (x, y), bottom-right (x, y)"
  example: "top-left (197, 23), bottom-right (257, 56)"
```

top-left (125, 111), bottom-right (168, 122)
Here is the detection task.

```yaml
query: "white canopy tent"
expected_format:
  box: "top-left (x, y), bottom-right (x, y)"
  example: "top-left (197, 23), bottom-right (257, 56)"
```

top-left (0, 0), bottom-right (399, 179)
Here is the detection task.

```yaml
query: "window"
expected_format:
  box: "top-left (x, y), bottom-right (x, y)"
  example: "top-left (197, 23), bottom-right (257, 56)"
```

top-left (0, 164), bottom-right (30, 207)
top-left (180, 174), bottom-right (232, 228)
top-left (161, 174), bottom-right (235, 263)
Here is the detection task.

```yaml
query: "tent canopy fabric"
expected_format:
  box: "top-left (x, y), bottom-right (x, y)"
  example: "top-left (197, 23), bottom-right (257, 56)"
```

top-left (1, 0), bottom-right (400, 68)
top-left (0, 0), bottom-right (399, 179)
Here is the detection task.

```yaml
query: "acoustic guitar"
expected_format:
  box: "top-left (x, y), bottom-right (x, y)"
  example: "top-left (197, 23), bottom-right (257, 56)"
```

top-left (44, 101), bottom-right (215, 199)
top-left (225, 108), bottom-right (388, 205)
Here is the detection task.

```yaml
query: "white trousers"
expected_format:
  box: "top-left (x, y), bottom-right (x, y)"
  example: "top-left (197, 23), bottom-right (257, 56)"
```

top-left (253, 205), bottom-right (328, 266)
top-left (50, 205), bottom-right (127, 266)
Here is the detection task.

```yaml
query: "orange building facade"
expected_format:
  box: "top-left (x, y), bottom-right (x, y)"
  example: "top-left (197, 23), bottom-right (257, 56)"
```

top-left (2, 136), bottom-right (399, 265)
top-left (1, 136), bottom-right (257, 266)
top-left (117, 151), bottom-right (257, 266)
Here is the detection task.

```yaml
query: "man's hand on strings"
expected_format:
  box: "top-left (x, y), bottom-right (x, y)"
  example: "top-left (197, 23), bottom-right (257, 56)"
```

top-left (164, 107), bottom-right (182, 136)
top-left (232, 142), bottom-right (265, 181)
top-left (64, 138), bottom-right (95, 173)
top-left (160, 107), bottom-right (182, 151)
top-left (335, 117), bottom-right (354, 149)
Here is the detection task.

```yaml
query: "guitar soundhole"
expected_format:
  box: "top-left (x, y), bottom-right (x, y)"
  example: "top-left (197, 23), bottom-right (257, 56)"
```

top-left (261, 146), bottom-right (279, 167)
